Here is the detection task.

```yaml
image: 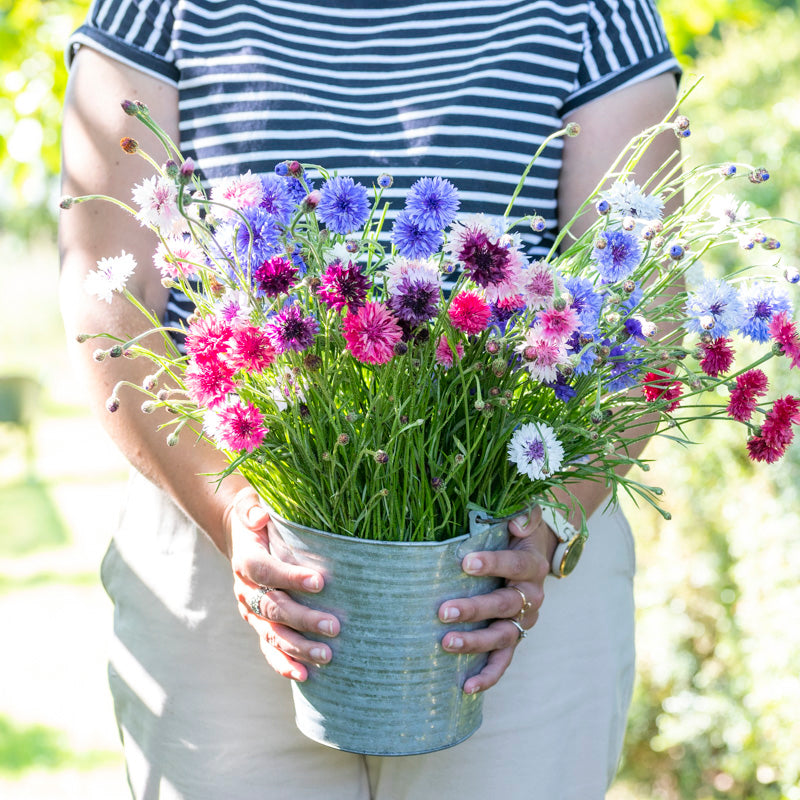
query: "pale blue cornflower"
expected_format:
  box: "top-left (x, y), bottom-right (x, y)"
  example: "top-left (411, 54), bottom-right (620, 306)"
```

top-left (737, 281), bottom-right (793, 343)
top-left (684, 279), bottom-right (746, 340)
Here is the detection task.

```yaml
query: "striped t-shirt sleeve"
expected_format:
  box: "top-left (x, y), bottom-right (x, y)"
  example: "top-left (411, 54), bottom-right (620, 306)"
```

top-left (562, 0), bottom-right (680, 115)
top-left (67, 0), bottom-right (177, 85)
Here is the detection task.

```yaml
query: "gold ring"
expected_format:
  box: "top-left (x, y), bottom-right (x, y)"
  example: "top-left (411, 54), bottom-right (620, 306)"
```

top-left (508, 584), bottom-right (531, 620)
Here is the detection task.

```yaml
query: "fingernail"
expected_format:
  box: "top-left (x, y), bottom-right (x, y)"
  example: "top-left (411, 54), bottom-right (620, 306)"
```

top-left (464, 683), bottom-right (481, 695)
top-left (442, 607), bottom-right (460, 621)
top-left (513, 513), bottom-right (529, 529)
top-left (317, 619), bottom-right (335, 636)
top-left (463, 556), bottom-right (483, 574)
top-left (303, 575), bottom-right (321, 591)
top-left (310, 647), bottom-right (329, 663)
top-left (290, 670), bottom-right (304, 681)
top-left (448, 636), bottom-right (464, 650)
top-left (247, 508), bottom-right (263, 527)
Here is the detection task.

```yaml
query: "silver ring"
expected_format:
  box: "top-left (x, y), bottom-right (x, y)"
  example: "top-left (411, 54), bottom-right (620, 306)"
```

top-left (508, 584), bottom-right (531, 620)
top-left (509, 618), bottom-right (527, 641)
top-left (248, 586), bottom-right (274, 616)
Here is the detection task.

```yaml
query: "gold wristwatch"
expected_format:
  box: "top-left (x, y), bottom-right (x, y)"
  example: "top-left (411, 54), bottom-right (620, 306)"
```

top-left (541, 507), bottom-right (585, 578)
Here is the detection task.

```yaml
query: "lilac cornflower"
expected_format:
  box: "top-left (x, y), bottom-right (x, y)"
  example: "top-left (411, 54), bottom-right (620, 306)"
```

top-left (737, 281), bottom-right (793, 343)
top-left (388, 275), bottom-right (440, 325)
top-left (563, 275), bottom-right (603, 333)
top-left (259, 174), bottom-right (296, 225)
top-left (228, 207), bottom-right (281, 267)
top-left (391, 210), bottom-right (444, 259)
top-left (265, 304), bottom-right (319, 353)
top-left (316, 176), bottom-right (370, 234)
top-left (591, 230), bottom-right (642, 283)
top-left (606, 342), bottom-right (644, 393)
top-left (405, 176), bottom-right (460, 231)
top-left (684, 279), bottom-right (746, 340)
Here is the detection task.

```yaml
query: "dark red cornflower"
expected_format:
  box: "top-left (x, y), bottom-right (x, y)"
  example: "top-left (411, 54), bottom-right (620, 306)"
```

top-left (760, 395), bottom-right (800, 451)
top-left (699, 337), bottom-right (735, 377)
top-left (769, 311), bottom-right (800, 369)
top-left (253, 255), bottom-right (298, 298)
top-left (727, 369), bottom-right (769, 422)
top-left (642, 369), bottom-right (682, 411)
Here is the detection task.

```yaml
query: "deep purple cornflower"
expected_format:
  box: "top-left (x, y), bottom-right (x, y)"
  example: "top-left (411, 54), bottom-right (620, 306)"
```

top-left (405, 176), bottom-right (460, 231)
top-left (591, 230), bottom-right (642, 283)
top-left (391, 210), bottom-right (445, 259)
top-left (387, 275), bottom-right (440, 325)
top-left (737, 281), bottom-right (793, 343)
top-left (265, 304), bottom-right (319, 353)
top-left (253, 255), bottom-right (298, 298)
top-left (259, 174), bottom-right (296, 225)
top-left (459, 230), bottom-right (513, 288)
top-left (316, 176), bottom-right (370, 234)
top-left (318, 259), bottom-right (370, 313)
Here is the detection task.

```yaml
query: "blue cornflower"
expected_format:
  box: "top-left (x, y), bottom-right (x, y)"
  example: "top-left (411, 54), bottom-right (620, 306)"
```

top-left (546, 373), bottom-right (577, 403)
top-left (606, 342), bottom-right (644, 393)
top-left (490, 295), bottom-right (527, 336)
top-left (567, 332), bottom-right (597, 377)
top-left (684, 279), bottom-right (746, 340)
top-left (591, 230), bottom-right (642, 283)
top-left (737, 281), bottom-right (793, 343)
top-left (619, 283), bottom-right (644, 316)
top-left (316, 176), bottom-right (370, 235)
top-left (284, 170), bottom-right (315, 205)
top-left (259, 174), bottom-right (296, 225)
top-left (405, 176), bottom-right (460, 231)
top-left (226, 207), bottom-right (281, 268)
top-left (563, 275), bottom-right (603, 333)
top-left (391, 210), bottom-right (444, 258)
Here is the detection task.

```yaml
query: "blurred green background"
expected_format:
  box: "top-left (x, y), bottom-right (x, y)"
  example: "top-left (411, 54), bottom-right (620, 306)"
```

top-left (1, 1), bottom-right (799, 798)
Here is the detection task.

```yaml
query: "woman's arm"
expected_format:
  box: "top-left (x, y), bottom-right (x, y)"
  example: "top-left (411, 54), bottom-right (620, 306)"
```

top-left (60, 46), bottom-right (339, 680)
top-left (438, 72), bottom-right (681, 694)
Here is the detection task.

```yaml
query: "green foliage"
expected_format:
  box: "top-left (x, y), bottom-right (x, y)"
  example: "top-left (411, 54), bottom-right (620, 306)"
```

top-left (0, 0), bottom-right (90, 240)
top-left (617, 9), bottom-right (800, 798)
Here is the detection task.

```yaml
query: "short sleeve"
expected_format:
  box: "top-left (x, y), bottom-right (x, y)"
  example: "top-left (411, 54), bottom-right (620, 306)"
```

top-left (66, 0), bottom-right (178, 85)
top-left (562, 0), bottom-right (680, 116)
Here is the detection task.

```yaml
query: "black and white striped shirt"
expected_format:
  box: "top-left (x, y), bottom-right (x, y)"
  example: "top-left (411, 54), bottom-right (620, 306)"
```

top-left (69, 0), bottom-right (679, 326)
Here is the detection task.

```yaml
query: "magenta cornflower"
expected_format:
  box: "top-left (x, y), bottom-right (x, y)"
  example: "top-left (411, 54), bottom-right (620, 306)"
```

top-left (184, 358), bottom-right (237, 408)
top-left (769, 311), bottom-right (800, 369)
top-left (318, 259), bottom-right (370, 312)
top-left (228, 325), bottom-right (276, 372)
top-left (699, 337), bottom-right (735, 377)
top-left (253, 255), bottom-right (298, 298)
top-left (727, 368), bottom-right (769, 422)
top-left (746, 435), bottom-right (784, 463)
top-left (642, 369), bottom-right (683, 412)
top-left (760, 395), bottom-right (800, 451)
top-left (448, 291), bottom-right (491, 335)
top-left (537, 306), bottom-right (581, 343)
top-left (185, 316), bottom-right (234, 365)
top-left (342, 302), bottom-right (403, 365)
top-left (435, 335), bottom-right (464, 368)
top-left (217, 401), bottom-right (268, 452)
top-left (265, 304), bottom-right (319, 353)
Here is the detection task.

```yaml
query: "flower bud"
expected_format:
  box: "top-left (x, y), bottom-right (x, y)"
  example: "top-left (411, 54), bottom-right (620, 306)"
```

top-left (784, 267), bottom-right (800, 284)
top-left (109, 344), bottom-right (124, 358)
top-left (165, 160), bottom-right (180, 179)
top-left (530, 215), bottom-right (546, 233)
top-left (674, 115), bottom-right (690, 131)
top-left (337, 433), bottom-right (350, 446)
top-left (274, 161), bottom-right (289, 176)
top-left (106, 396), bottom-right (120, 413)
top-left (622, 280), bottom-right (636, 293)
top-left (142, 374), bottom-right (158, 391)
top-left (565, 122), bottom-right (581, 137)
top-left (590, 410), bottom-right (604, 425)
top-left (346, 412), bottom-right (359, 423)
top-left (594, 234), bottom-right (608, 250)
top-left (595, 199), bottom-right (611, 216)
top-left (485, 340), bottom-right (500, 355)
top-left (93, 349), bottom-right (107, 362)
top-left (303, 353), bottom-right (323, 372)
top-left (700, 315), bottom-right (715, 331)
top-left (121, 99), bottom-right (138, 116)
top-left (749, 167), bottom-right (770, 184)
top-left (491, 358), bottom-right (506, 377)
top-left (553, 296), bottom-right (567, 311)
top-left (157, 389), bottom-right (170, 402)
top-left (288, 160), bottom-right (303, 177)
top-left (374, 449), bottom-right (389, 464)
top-left (622, 216), bottom-right (636, 231)
top-left (399, 414), bottom-right (409, 424)
top-left (669, 244), bottom-right (685, 260)
top-left (59, 196), bottom-right (75, 210)
top-left (301, 190), bottom-right (321, 213)
top-left (75, 333), bottom-right (90, 343)
top-left (720, 164), bottom-right (737, 177)
top-left (763, 238), bottom-right (781, 251)
top-left (431, 476), bottom-right (445, 492)
top-left (120, 137), bottom-right (139, 154)
top-left (141, 401), bottom-right (156, 414)
top-left (179, 158), bottom-right (196, 183)
top-left (166, 431), bottom-right (180, 447)
top-left (377, 173), bottom-right (393, 188)
top-left (454, 453), bottom-right (465, 465)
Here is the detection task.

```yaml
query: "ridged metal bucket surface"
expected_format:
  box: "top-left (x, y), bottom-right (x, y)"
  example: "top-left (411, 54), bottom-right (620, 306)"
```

top-left (267, 509), bottom-right (510, 756)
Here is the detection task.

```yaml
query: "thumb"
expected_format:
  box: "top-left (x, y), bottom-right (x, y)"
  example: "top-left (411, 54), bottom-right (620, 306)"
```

top-left (234, 486), bottom-right (270, 531)
top-left (508, 506), bottom-right (542, 539)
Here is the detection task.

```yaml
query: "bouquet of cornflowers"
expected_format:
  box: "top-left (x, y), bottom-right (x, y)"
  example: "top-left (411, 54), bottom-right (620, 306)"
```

top-left (67, 96), bottom-right (800, 543)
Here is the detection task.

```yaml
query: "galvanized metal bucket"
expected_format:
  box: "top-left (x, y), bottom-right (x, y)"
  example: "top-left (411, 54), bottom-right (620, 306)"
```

top-left (267, 508), bottom-right (510, 756)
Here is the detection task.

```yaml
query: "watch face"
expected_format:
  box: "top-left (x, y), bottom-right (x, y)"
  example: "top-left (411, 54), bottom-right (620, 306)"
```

top-left (561, 536), bottom-right (584, 576)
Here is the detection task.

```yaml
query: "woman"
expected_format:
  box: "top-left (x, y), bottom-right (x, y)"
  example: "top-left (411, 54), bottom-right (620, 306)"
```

top-left (60, 2), bottom-right (680, 797)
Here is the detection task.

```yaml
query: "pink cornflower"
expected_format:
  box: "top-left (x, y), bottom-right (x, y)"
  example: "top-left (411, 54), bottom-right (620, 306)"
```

top-left (185, 316), bottom-right (234, 365)
top-left (699, 337), bottom-right (735, 377)
top-left (536, 305), bottom-right (581, 343)
top-left (518, 260), bottom-right (558, 310)
top-left (318, 259), bottom-right (370, 313)
top-left (342, 302), bottom-right (402, 365)
top-left (253, 255), bottom-right (298, 298)
top-left (184, 358), bottom-right (237, 408)
top-left (727, 368), bottom-right (769, 422)
top-left (211, 170), bottom-right (263, 217)
top-left (769, 312), bottom-right (800, 369)
top-left (514, 326), bottom-right (569, 383)
top-left (642, 369), bottom-right (683, 412)
top-left (435, 335), bottom-right (464, 368)
top-left (746, 435), bottom-right (785, 464)
top-left (228, 325), bottom-right (276, 373)
top-left (153, 237), bottom-right (202, 279)
top-left (216, 401), bottom-right (268, 452)
top-left (448, 291), bottom-right (491, 335)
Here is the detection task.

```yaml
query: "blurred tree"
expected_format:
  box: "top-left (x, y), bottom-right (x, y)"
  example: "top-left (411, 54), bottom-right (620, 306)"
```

top-left (0, 0), bottom-right (90, 240)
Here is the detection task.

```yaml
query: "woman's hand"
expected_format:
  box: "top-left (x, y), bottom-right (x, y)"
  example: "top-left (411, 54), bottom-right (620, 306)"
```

top-left (227, 487), bottom-right (340, 682)
top-left (438, 507), bottom-right (558, 694)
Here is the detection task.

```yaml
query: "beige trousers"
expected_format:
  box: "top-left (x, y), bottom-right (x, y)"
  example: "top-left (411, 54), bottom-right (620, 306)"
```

top-left (103, 471), bottom-right (636, 800)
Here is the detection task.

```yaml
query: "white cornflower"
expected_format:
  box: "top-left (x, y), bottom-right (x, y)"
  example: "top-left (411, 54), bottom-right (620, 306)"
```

top-left (84, 251), bottom-right (137, 303)
top-left (601, 179), bottom-right (664, 221)
top-left (153, 236), bottom-right (204, 279)
top-left (507, 422), bottom-right (565, 481)
top-left (708, 193), bottom-right (749, 232)
top-left (132, 174), bottom-right (184, 233)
